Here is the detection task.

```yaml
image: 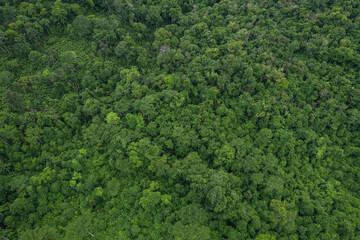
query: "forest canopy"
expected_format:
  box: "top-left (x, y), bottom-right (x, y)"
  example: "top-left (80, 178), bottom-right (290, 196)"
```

top-left (0, 0), bottom-right (360, 239)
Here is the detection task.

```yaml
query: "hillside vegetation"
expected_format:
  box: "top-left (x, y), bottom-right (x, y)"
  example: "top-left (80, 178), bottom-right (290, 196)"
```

top-left (1, 0), bottom-right (360, 239)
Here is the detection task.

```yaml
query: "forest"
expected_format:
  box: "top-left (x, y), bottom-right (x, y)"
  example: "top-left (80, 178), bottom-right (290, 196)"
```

top-left (0, 0), bottom-right (360, 239)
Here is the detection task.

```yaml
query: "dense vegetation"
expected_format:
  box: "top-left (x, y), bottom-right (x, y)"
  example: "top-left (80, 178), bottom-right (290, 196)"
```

top-left (1, 0), bottom-right (360, 239)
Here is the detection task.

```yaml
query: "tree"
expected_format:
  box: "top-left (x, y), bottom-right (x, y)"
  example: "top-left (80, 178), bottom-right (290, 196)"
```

top-left (13, 35), bottom-right (31, 57)
top-left (0, 30), bottom-right (10, 54)
top-left (19, 226), bottom-right (58, 240)
top-left (214, 143), bottom-right (235, 167)
top-left (146, 6), bottom-right (163, 28)
top-left (64, 211), bottom-right (93, 240)
top-left (171, 222), bottom-right (211, 240)
top-left (114, 36), bottom-right (136, 63)
top-left (106, 112), bottom-right (121, 125)
top-left (0, 71), bottom-right (13, 87)
top-left (153, 28), bottom-right (172, 50)
top-left (28, 51), bottom-right (42, 68)
top-left (50, 0), bottom-right (68, 26)
top-left (72, 15), bottom-right (92, 39)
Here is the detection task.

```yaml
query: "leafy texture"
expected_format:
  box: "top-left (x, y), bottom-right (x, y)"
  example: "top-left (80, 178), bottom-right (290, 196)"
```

top-left (1, 0), bottom-right (360, 239)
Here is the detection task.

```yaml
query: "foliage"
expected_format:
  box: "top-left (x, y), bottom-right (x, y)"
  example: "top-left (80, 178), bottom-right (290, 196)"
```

top-left (1, 0), bottom-right (360, 239)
